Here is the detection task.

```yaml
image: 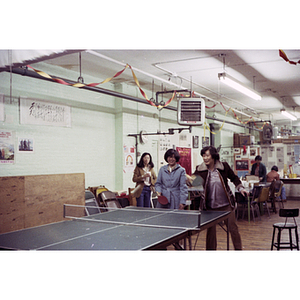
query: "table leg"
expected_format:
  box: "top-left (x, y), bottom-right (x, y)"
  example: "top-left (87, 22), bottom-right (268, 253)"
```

top-left (227, 220), bottom-right (230, 250)
top-left (248, 196), bottom-right (250, 224)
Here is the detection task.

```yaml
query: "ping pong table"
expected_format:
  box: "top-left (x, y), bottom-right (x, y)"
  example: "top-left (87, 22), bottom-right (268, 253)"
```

top-left (0, 206), bottom-right (230, 250)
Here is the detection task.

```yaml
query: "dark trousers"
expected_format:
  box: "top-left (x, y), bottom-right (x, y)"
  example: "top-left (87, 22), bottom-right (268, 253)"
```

top-left (206, 205), bottom-right (242, 250)
top-left (136, 186), bottom-right (151, 207)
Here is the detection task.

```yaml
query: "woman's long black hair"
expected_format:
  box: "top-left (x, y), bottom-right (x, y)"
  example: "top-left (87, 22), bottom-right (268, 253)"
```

top-left (137, 152), bottom-right (154, 168)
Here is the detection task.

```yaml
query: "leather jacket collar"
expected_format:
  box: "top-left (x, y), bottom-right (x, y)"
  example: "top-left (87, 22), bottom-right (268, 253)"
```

top-left (196, 160), bottom-right (224, 172)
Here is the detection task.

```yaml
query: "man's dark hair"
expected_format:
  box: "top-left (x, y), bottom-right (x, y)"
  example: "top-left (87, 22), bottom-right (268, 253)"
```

top-left (271, 165), bottom-right (278, 172)
top-left (255, 155), bottom-right (262, 161)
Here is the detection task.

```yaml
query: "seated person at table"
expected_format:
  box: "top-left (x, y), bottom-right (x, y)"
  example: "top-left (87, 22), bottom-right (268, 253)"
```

top-left (266, 165), bottom-right (286, 201)
top-left (250, 155), bottom-right (267, 182)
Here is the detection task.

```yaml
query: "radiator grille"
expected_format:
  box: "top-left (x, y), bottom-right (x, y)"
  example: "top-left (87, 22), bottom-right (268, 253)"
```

top-left (177, 99), bottom-right (205, 125)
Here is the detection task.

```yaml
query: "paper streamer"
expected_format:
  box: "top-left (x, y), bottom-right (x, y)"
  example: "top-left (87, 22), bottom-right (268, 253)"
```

top-left (26, 64), bottom-right (176, 109)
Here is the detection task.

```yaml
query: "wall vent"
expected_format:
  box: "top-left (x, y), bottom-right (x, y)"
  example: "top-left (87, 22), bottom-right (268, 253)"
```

top-left (177, 98), bottom-right (205, 125)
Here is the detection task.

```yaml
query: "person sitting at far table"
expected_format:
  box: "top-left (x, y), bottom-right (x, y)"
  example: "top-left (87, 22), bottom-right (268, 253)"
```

top-left (250, 155), bottom-right (267, 182)
top-left (266, 165), bottom-right (286, 201)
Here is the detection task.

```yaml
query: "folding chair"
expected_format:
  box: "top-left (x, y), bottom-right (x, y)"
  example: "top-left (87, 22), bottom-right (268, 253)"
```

top-left (100, 191), bottom-right (122, 209)
top-left (85, 190), bottom-right (102, 216)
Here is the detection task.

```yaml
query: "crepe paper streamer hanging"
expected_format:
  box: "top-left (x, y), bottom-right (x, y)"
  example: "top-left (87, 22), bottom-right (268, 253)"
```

top-left (27, 64), bottom-right (130, 87)
top-left (205, 103), bottom-right (217, 109)
top-left (128, 65), bottom-right (176, 109)
top-left (279, 50), bottom-right (300, 65)
top-left (251, 121), bottom-right (267, 131)
top-left (220, 102), bottom-right (231, 113)
top-left (230, 108), bottom-right (255, 125)
top-left (204, 122), bottom-right (216, 134)
top-left (26, 64), bottom-right (176, 109)
top-left (204, 112), bottom-right (229, 135)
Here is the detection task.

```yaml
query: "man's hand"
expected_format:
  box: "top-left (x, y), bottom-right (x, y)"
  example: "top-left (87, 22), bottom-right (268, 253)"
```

top-left (241, 189), bottom-right (249, 197)
top-left (179, 203), bottom-right (185, 210)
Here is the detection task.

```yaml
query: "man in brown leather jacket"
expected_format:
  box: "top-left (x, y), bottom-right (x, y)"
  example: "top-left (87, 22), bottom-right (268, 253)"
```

top-left (193, 146), bottom-right (249, 250)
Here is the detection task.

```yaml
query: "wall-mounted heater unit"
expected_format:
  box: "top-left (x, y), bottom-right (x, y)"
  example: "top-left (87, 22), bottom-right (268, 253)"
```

top-left (177, 98), bottom-right (205, 125)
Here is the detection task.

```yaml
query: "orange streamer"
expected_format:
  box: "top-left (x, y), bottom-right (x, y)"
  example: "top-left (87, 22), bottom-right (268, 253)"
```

top-left (26, 64), bottom-right (176, 109)
top-left (279, 50), bottom-right (300, 65)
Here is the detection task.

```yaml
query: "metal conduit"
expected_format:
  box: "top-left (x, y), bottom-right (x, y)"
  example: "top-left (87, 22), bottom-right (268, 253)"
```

top-left (7, 67), bottom-right (262, 131)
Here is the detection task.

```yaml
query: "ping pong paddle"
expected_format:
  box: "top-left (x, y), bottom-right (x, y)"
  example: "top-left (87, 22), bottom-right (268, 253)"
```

top-left (191, 175), bottom-right (204, 187)
top-left (157, 195), bottom-right (169, 205)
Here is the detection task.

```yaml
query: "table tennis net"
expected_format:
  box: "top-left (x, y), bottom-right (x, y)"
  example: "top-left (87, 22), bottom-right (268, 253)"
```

top-left (63, 204), bottom-right (201, 230)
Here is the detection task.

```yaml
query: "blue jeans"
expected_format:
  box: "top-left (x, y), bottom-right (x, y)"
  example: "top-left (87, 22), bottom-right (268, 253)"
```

top-left (136, 186), bottom-right (151, 207)
top-left (277, 186), bottom-right (286, 200)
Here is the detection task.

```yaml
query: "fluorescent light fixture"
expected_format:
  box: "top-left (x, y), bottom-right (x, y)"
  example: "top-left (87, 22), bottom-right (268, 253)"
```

top-left (280, 109), bottom-right (297, 121)
top-left (218, 72), bottom-right (262, 101)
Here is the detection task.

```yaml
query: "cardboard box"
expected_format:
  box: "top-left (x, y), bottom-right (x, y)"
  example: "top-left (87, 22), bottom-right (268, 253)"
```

top-left (233, 133), bottom-right (240, 147)
top-left (240, 134), bottom-right (251, 146)
top-left (283, 138), bottom-right (300, 144)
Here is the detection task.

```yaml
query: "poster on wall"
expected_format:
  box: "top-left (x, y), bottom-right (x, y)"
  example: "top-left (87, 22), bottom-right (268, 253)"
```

top-left (20, 97), bottom-right (71, 127)
top-left (176, 147), bottom-right (192, 175)
top-left (123, 145), bottom-right (135, 173)
top-left (202, 136), bottom-right (209, 148)
top-left (0, 131), bottom-right (15, 164)
top-left (158, 135), bottom-right (173, 168)
top-left (0, 94), bottom-right (4, 122)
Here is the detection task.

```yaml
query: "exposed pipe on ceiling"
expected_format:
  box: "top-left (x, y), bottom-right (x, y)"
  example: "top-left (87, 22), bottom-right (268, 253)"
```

top-left (85, 50), bottom-right (261, 121)
top-left (9, 67), bottom-right (151, 105)
top-left (7, 67), bottom-right (262, 132)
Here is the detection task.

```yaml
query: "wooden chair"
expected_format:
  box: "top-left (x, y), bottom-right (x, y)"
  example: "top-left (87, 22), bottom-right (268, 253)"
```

top-left (253, 186), bottom-right (271, 218)
top-left (271, 208), bottom-right (299, 250)
top-left (236, 185), bottom-right (262, 222)
top-left (249, 185), bottom-right (263, 221)
top-left (274, 181), bottom-right (284, 209)
top-left (128, 188), bottom-right (137, 206)
top-left (268, 180), bottom-right (277, 213)
top-left (269, 180), bottom-right (284, 212)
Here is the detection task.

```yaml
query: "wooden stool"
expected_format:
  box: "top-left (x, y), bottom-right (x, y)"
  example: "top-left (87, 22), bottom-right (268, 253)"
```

top-left (271, 208), bottom-right (299, 250)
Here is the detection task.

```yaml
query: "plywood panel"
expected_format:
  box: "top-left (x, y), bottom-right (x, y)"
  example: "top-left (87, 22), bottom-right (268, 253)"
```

top-left (0, 173), bottom-right (85, 233)
top-left (0, 176), bottom-right (25, 233)
top-left (24, 173), bottom-right (85, 228)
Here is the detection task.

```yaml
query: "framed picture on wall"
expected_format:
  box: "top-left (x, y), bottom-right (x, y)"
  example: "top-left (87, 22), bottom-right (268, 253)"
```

top-left (249, 147), bottom-right (257, 158)
top-left (235, 159), bottom-right (249, 171)
top-left (234, 148), bottom-right (240, 154)
top-left (18, 137), bottom-right (34, 153)
top-left (235, 154), bottom-right (241, 160)
top-left (193, 136), bottom-right (199, 148)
